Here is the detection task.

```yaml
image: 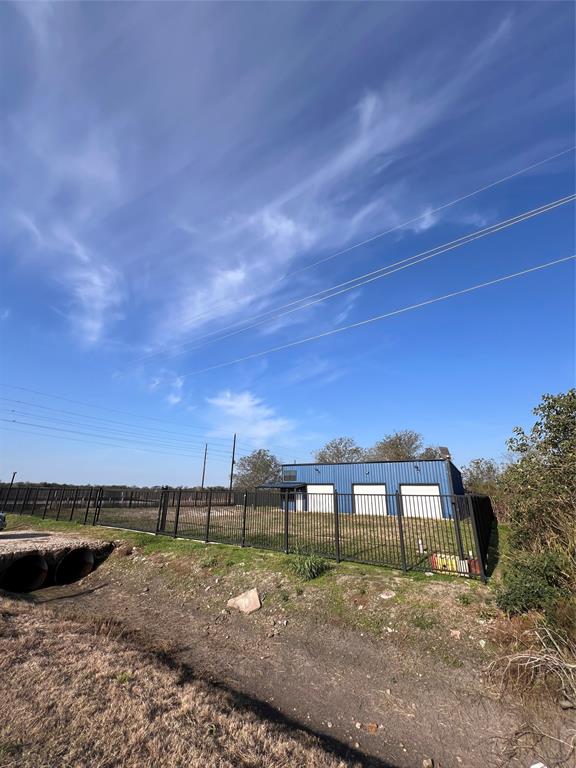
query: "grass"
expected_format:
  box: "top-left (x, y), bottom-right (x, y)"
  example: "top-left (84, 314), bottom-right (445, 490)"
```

top-left (0, 596), bottom-right (362, 768)
top-left (5, 515), bottom-right (498, 657)
top-left (290, 552), bottom-right (331, 581)
top-left (14, 496), bottom-right (481, 577)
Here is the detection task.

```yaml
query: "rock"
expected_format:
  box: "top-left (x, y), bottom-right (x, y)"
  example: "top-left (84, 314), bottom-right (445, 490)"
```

top-left (450, 629), bottom-right (461, 640)
top-left (422, 759), bottom-right (434, 768)
top-left (560, 699), bottom-right (575, 709)
top-left (355, 722), bottom-right (361, 729)
top-left (424, 572), bottom-right (434, 577)
top-left (327, 721), bottom-right (332, 728)
top-left (479, 639), bottom-right (486, 649)
top-left (379, 590), bottom-right (396, 600)
top-left (226, 588), bottom-right (261, 614)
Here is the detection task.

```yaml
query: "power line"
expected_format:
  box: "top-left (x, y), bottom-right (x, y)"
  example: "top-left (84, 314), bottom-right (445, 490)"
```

top-left (131, 194), bottom-right (575, 364)
top-left (284, 146), bottom-right (576, 276)
top-left (0, 397), bottom-right (246, 456)
top-left (148, 145), bottom-right (576, 338)
top-left (0, 416), bottom-right (221, 458)
top-left (0, 383), bottom-right (254, 451)
top-left (0, 408), bottom-right (247, 459)
top-left (0, 396), bottom-right (293, 459)
top-left (0, 419), bottom-right (213, 460)
top-left (177, 255), bottom-right (575, 377)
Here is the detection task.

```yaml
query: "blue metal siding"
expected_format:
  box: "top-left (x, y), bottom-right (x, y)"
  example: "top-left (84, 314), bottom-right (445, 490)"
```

top-left (448, 462), bottom-right (465, 494)
top-left (283, 460), bottom-right (453, 494)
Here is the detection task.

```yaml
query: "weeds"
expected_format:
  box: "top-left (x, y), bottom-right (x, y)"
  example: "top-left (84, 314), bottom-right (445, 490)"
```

top-left (289, 552), bottom-right (330, 581)
top-left (411, 613), bottom-right (437, 631)
top-left (489, 621), bottom-right (576, 704)
top-left (496, 550), bottom-right (570, 616)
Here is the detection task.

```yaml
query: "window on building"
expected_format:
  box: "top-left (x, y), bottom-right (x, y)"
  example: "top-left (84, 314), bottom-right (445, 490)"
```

top-left (283, 470), bottom-right (297, 481)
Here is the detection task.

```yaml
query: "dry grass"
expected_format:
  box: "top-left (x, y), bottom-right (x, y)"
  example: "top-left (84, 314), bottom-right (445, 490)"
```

top-left (0, 597), bottom-right (360, 768)
top-left (488, 615), bottom-right (576, 705)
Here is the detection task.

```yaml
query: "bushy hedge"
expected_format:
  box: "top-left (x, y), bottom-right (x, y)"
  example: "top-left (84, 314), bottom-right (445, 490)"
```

top-left (496, 390), bottom-right (576, 635)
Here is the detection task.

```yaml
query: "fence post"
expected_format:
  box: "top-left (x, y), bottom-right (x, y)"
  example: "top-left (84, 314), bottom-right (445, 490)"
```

top-left (241, 491), bottom-right (248, 547)
top-left (173, 488), bottom-right (182, 538)
top-left (333, 490), bottom-right (341, 563)
top-left (83, 487), bottom-right (93, 524)
top-left (395, 492), bottom-right (408, 572)
top-left (283, 491), bottom-right (289, 554)
top-left (20, 487), bottom-right (30, 515)
top-left (69, 487), bottom-right (79, 521)
top-left (204, 489), bottom-right (212, 543)
top-left (92, 488), bottom-right (103, 526)
top-left (42, 488), bottom-right (52, 519)
top-left (31, 487), bottom-right (40, 516)
top-left (56, 487), bottom-right (64, 521)
top-left (452, 496), bottom-right (465, 560)
top-left (467, 494), bottom-right (487, 583)
top-left (11, 486), bottom-right (21, 514)
top-left (157, 487), bottom-right (169, 534)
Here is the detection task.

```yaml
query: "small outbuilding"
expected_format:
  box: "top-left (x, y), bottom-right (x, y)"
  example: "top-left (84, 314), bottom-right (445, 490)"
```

top-left (259, 459), bottom-right (464, 519)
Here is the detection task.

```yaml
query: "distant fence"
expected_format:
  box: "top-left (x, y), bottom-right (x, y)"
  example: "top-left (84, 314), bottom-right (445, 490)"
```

top-left (0, 486), bottom-right (496, 580)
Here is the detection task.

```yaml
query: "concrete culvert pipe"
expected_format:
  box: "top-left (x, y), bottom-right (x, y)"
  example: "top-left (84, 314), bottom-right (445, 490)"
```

top-left (54, 548), bottom-right (95, 585)
top-left (1, 554), bottom-right (49, 592)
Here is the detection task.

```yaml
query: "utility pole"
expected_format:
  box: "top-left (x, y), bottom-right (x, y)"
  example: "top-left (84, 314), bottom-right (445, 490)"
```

top-left (228, 433), bottom-right (236, 502)
top-left (2, 471), bottom-right (17, 513)
top-left (200, 444), bottom-right (208, 489)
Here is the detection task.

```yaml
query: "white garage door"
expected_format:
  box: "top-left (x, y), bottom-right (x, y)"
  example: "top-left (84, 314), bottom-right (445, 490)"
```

top-left (306, 484), bottom-right (334, 513)
top-left (401, 485), bottom-right (443, 519)
top-left (353, 484), bottom-right (388, 515)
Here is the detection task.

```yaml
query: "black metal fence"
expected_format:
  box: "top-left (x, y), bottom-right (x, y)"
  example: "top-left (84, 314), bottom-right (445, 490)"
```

top-left (0, 486), bottom-right (495, 580)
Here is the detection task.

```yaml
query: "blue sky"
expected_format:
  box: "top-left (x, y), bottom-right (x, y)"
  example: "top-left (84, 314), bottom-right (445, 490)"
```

top-left (0, 1), bottom-right (574, 486)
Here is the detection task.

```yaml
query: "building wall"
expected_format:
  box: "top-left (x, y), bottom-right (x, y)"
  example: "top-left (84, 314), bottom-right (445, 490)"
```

top-left (282, 460), bottom-right (456, 494)
top-left (281, 460), bottom-right (464, 517)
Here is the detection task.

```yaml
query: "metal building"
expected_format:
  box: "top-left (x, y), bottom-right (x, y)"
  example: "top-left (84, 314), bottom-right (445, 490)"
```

top-left (260, 459), bottom-right (464, 518)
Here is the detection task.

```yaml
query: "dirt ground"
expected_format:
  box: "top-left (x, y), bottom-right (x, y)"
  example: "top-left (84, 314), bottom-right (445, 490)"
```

top-left (2, 519), bottom-right (573, 768)
top-left (0, 598), bottom-right (363, 768)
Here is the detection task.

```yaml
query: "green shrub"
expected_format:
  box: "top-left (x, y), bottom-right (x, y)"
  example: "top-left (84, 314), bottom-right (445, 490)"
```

top-left (496, 550), bottom-right (569, 616)
top-left (289, 552), bottom-right (330, 581)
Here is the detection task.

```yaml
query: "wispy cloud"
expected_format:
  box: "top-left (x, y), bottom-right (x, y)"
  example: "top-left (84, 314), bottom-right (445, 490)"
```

top-left (284, 356), bottom-right (347, 387)
top-left (206, 390), bottom-right (295, 445)
top-left (145, 370), bottom-right (185, 406)
top-left (1, 1), bottom-right (570, 366)
top-left (14, 212), bottom-right (123, 345)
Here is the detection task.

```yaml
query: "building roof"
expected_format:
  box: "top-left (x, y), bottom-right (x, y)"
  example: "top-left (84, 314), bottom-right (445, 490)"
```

top-left (282, 459), bottom-right (451, 468)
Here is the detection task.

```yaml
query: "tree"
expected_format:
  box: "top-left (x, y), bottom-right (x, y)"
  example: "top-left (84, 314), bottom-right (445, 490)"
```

top-left (367, 430), bottom-right (443, 461)
top-left (233, 449), bottom-right (282, 490)
top-left (461, 458), bottom-right (503, 495)
top-left (496, 389), bottom-right (576, 625)
top-left (315, 437), bottom-right (366, 463)
top-left (418, 445), bottom-right (446, 460)
top-left (501, 389), bottom-right (576, 556)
